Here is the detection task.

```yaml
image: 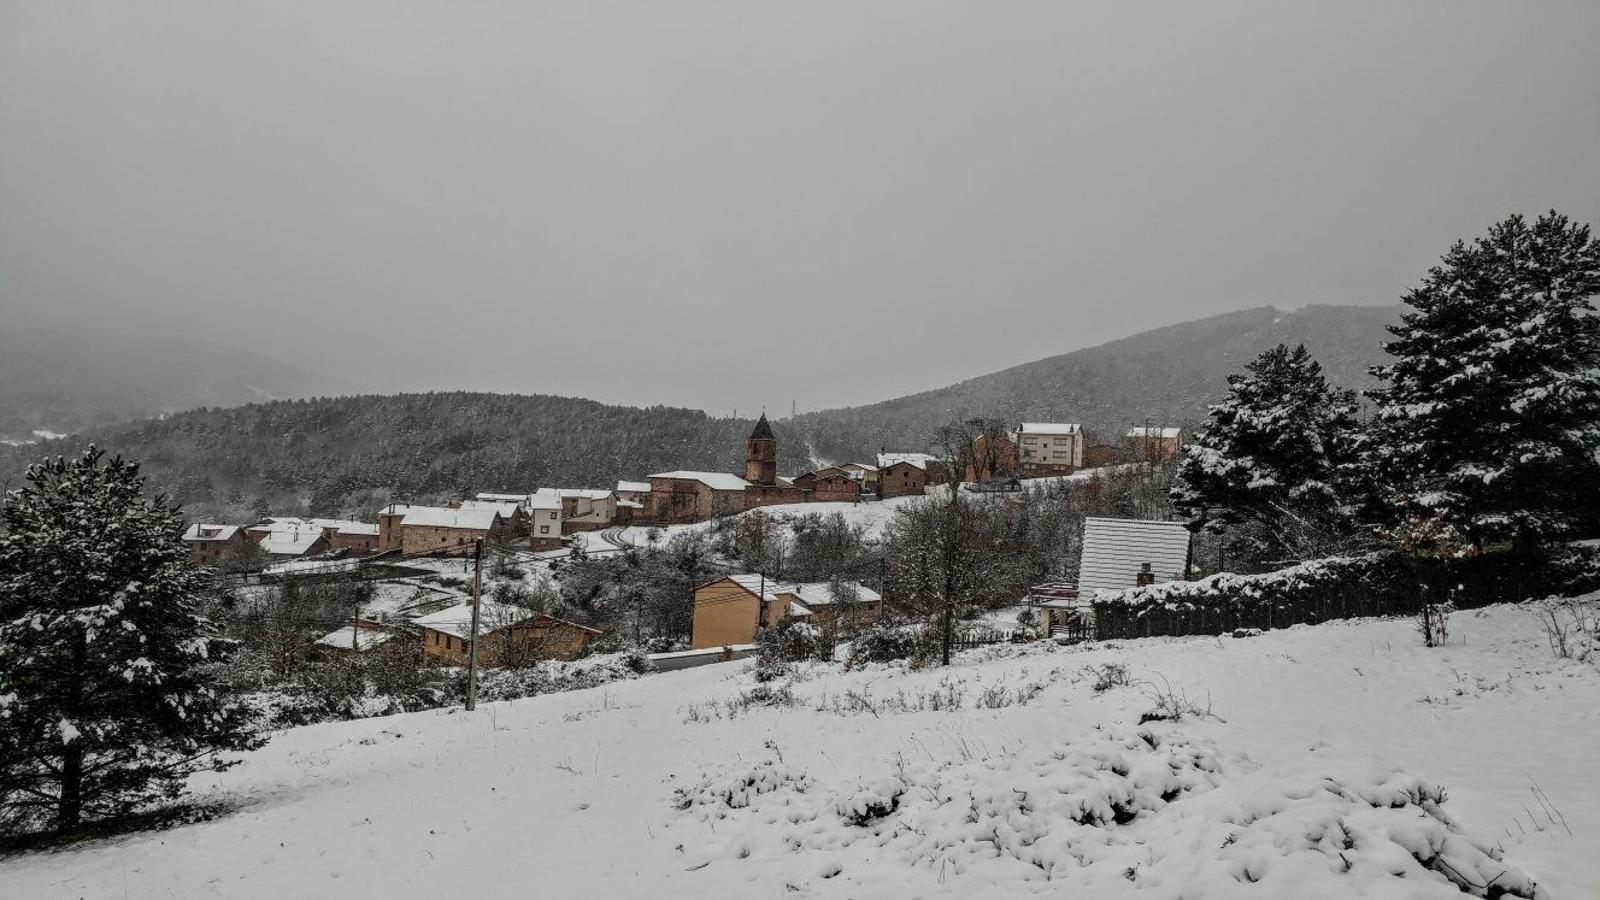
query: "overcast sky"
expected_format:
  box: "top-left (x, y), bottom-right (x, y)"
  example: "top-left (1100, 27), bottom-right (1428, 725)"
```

top-left (2, 2), bottom-right (1596, 415)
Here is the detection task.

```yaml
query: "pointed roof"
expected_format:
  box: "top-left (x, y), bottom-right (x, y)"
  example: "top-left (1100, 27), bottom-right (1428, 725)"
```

top-left (748, 413), bottom-right (775, 441)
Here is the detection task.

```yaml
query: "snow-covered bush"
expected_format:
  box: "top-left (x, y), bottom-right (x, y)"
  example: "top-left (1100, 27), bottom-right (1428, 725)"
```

top-left (669, 732), bottom-right (1539, 897)
top-left (466, 653), bottom-right (647, 704)
top-left (845, 621), bottom-right (940, 668)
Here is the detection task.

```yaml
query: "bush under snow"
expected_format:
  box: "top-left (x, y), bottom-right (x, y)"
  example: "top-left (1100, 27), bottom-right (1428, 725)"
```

top-left (669, 727), bottom-right (1538, 897)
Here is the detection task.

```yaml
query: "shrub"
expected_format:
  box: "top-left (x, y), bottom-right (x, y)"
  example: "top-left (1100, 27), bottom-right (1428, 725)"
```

top-left (846, 621), bottom-right (940, 668)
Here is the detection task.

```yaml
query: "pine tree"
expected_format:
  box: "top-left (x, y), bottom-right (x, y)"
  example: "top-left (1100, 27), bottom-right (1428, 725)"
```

top-left (1367, 211), bottom-right (1600, 555)
top-left (0, 447), bottom-right (261, 835)
top-left (1171, 344), bottom-right (1362, 565)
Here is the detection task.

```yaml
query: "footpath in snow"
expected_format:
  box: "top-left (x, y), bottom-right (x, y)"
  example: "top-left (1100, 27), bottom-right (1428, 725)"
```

top-left (2, 603), bottom-right (1595, 898)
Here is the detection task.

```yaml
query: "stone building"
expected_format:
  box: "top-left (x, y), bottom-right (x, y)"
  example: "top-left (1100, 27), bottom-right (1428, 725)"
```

top-left (1127, 426), bottom-right (1183, 463)
top-left (876, 452), bottom-right (946, 486)
top-left (182, 524), bottom-right (248, 566)
top-left (1016, 422), bottom-right (1084, 476)
top-left (877, 460), bottom-right (932, 498)
top-left (792, 468), bottom-right (862, 503)
top-left (644, 470), bottom-right (751, 524)
top-left (377, 504), bottom-right (504, 556)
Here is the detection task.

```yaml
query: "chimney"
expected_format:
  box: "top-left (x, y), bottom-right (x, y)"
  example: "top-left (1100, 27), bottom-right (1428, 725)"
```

top-left (1136, 562), bottom-right (1155, 587)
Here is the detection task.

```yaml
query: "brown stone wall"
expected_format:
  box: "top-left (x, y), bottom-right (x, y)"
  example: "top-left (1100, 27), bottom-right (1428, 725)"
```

top-left (328, 531), bottom-right (379, 556)
top-left (400, 524), bottom-right (497, 557)
top-left (645, 478), bottom-right (744, 524)
top-left (743, 484), bottom-right (807, 510)
top-left (377, 513), bottom-right (405, 552)
top-left (809, 474), bottom-right (861, 503)
top-left (878, 461), bottom-right (929, 498)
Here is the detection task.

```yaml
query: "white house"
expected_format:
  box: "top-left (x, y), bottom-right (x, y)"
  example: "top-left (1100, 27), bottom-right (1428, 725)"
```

top-left (475, 492), bottom-right (563, 549)
top-left (1015, 422), bottom-right (1084, 476)
top-left (536, 487), bottom-right (617, 530)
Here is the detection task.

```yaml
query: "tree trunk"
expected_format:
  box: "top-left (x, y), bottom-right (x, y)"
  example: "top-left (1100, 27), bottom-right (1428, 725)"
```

top-left (57, 627), bottom-right (87, 833)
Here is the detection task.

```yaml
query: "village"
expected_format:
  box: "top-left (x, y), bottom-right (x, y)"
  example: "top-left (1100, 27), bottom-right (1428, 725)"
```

top-left (181, 414), bottom-right (1188, 671)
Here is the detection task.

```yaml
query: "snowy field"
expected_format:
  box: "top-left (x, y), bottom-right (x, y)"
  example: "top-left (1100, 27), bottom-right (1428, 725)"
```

top-left (3, 603), bottom-right (1595, 898)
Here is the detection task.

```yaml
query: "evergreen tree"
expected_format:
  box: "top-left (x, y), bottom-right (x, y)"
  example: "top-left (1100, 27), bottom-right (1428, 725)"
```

top-left (1366, 211), bottom-right (1600, 555)
top-left (1171, 344), bottom-right (1362, 565)
top-left (0, 448), bottom-right (260, 835)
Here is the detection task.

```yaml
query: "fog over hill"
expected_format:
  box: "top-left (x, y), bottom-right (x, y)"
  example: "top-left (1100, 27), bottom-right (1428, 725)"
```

top-left (0, 328), bottom-right (355, 443)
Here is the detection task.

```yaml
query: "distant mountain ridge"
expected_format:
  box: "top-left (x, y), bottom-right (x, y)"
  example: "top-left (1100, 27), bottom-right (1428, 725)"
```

top-left (788, 304), bottom-right (1399, 461)
top-left (0, 305), bottom-right (1399, 519)
top-left (0, 328), bottom-right (354, 442)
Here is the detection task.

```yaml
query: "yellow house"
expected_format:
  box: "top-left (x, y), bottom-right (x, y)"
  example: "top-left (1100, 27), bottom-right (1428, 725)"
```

top-left (690, 575), bottom-right (812, 650)
top-left (689, 575), bottom-right (883, 649)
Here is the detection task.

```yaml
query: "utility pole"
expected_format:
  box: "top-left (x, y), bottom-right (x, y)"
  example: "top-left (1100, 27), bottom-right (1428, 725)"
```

top-left (465, 539), bottom-right (485, 711)
top-left (756, 571), bottom-right (767, 639)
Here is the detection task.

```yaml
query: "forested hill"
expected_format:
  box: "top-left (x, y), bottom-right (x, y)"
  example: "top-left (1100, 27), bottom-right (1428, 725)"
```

top-left (0, 394), bottom-right (774, 523)
top-left (788, 304), bottom-right (1399, 462)
top-left (0, 305), bottom-right (1399, 521)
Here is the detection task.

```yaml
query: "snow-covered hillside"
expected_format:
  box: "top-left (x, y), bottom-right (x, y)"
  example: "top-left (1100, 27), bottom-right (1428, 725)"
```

top-left (3, 604), bottom-right (1594, 898)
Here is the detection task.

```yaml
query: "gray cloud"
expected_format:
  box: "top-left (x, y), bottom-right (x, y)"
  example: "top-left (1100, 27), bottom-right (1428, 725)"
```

top-left (3, 1), bottom-right (1596, 414)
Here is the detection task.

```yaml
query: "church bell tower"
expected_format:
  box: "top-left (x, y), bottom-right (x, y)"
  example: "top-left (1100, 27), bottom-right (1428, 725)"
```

top-left (744, 413), bottom-right (777, 486)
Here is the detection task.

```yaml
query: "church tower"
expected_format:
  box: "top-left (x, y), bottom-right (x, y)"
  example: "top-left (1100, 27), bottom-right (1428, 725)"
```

top-left (744, 413), bottom-right (777, 485)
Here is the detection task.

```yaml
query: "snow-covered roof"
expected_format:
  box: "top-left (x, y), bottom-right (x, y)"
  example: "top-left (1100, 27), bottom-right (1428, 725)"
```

top-left (1018, 423), bottom-right (1081, 435)
top-left (648, 471), bottom-right (751, 491)
top-left (183, 524), bottom-right (239, 542)
top-left (1127, 426), bottom-right (1182, 439)
top-left (457, 499), bottom-right (523, 517)
top-left (411, 603), bottom-right (602, 639)
top-left (399, 506), bottom-right (500, 531)
top-left (876, 452), bottom-right (940, 470)
top-left (840, 462), bottom-right (878, 473)
top-left (770, 581), bottom-right (882, 608)
top-left (264, 558), bottom-right (359, 577)
top-left (257, 527), bottom-right (326, 556)
top-left (474, 493), bottom-right (562, 512)
top-left (314, 626), bottom-right (393, 651)
top-left (1078, 517), bottom-right (1191, 596)
top-left (378, 503), bottom-right (414, 517)
top-left (616, 481), bottom-right (652, 494)
top-left (246, 517), bottom-right (377, 537)
top-left (618, 499), bottom-right (643, 509)
top-left (537, 487), bottom-right (615, 501)
top-left (310, 518), bottom-right (379, 536)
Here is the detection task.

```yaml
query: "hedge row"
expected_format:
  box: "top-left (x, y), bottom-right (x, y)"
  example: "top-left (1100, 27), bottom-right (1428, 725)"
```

top-left (1089, 546), bottom-right (1592, 640)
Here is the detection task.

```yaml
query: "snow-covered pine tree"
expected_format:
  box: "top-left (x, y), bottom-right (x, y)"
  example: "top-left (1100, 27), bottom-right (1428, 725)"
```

top-left (0, 447), bottom-right (260, 835)
top-left (1366, 211), bottom-right (1600, 556)
top-left (1171, 343), bottom-right (1362, 565)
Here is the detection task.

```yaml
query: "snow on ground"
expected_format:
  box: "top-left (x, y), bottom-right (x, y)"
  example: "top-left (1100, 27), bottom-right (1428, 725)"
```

top-left (4, 604), bottom-right (1595, 898)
